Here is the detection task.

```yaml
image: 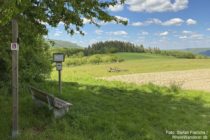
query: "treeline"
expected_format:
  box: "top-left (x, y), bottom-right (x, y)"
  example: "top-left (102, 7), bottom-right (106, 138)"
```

top-left (145, 47), bottom-right (207, 59)
top-left (50, 41), bottom-right (208, 68)
top-left (83, 41), bottom-right (207, 59)
top-left (50, 47), bottom-right (84, 57)
top-left (84, 41), bottom-right (145, 55)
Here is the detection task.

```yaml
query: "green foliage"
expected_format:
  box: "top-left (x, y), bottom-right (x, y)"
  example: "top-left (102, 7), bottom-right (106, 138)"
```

top-left (84, 40), bottom-right (206, 59)
top-left (168, 82), bottom-right (182, 93)
top-left (159, 50), bottom-right (197, 59)
top-left (65, 54), bottom-right (124, 66)
top-left (0, 0), bottom-right (128, 84)
top-left (61, 53), bottom-right (210, 77)
top-left (195, 55), bottom-right (208, 59)
top-left (88, 55), bottom-right (102, 64)
top-left (50, 47), bottom-right (84, 57)
top-left (1, 69), bottom-right (210, 139)
top-left (1, 53), bottom-right (210, 139)
top-left (185, 48), bottom-right (210, 56)
top-left (0, 0), bottom-right (127, 34)
top-left (19, 37), bottom-right (52, 82)
top-left (85, 41), bottom-right (145, 55)
top-left (0, 21), bottom-right (52, 84)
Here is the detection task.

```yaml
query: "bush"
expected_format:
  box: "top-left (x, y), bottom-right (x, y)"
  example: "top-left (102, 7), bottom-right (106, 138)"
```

top-left (0, 36), bottom-right (52, 84)
top-left (19, 37), bottom-right (52, 82)
top-left (0, 22), bottom-right (52, 84)
top-left (50, 47), bottom-right (84, 57)
top-left (160, 50), bottom-right (197, 59)
top-left (64, 54), bottom-right (124, 66)
top-left (88, 55), bottom-right (102, 64)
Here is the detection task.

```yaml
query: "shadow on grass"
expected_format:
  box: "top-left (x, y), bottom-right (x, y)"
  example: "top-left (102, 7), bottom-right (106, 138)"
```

top-left (1, 81), bottom-right (210, 140)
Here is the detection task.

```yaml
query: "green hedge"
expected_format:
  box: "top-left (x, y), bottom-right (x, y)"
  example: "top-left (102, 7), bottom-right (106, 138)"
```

top-left (65, 54), bottom-right (124, 66)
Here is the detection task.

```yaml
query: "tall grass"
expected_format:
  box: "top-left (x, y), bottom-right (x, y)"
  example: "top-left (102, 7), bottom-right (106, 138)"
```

top-left (1, 53), bottom-right (210, 140)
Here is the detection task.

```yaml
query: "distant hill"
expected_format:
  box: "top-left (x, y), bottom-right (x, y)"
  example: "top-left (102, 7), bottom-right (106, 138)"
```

top-left (184, 48), bottom-right (210, 56)
top-left (48, 39), bottom-right (82, 48)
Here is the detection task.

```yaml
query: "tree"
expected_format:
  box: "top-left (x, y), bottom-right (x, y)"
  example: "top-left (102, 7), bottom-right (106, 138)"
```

top-left (0, 0), bottom-right (127, 35)
top-left (0, 0), bottom-right (127, 84)
top-left (85, 40), bottom-right (144, 55)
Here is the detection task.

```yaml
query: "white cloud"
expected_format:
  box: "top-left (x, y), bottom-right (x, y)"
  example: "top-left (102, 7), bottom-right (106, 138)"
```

top-left (162, 18), bottom-right (184, 26)
top-left (182, 30), bottom-right (193, 34)
top-left (131, 22), bottom-right (144, 26)
top-left (83, 16), bottom-right (129, 26)
top-left (207, 28), bottom-right (210, 31)
top-left (83, 18), bottom-right (91, 24)
top-left (95, 30), bottom-right (103, 35)
top-left (74, 30), bottom-right (87, 35)
top-left (126, 0), bottom-right (189, 12)
top-left (180, 30), bottom-right (204, 40)
top-left (179, 36), bottom-right (187, 39)
top-left (145, 18), bottom-right (162, 25)
top-left (131, 18), bottom-right (187, 26)
top-left (54, 30), bottom-right (63, 37)
top-left (186, 19), bottom-right (197, 25)
top-left (141, 31), bottom-right (149, 35)
top-left (160, 31), bottom-right (169, 36)
top-left (115, 16), bottom-right (129, 23)
top-left (40, 21), bottom-right (48, 25)
top-left (58, 22), bottom-right (64, 25)
top-left (108, 30), bottom-right (128, 36)
top-left (109, 3), bottom-right (124, 12)
top-left (130, 18), bottom-right (162, 26)
top-left (190, 34), bottom-right (203, 40)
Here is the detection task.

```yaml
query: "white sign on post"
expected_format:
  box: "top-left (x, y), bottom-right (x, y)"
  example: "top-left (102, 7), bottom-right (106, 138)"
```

top-left (11, 43), bottom-right (19, 51)
top-left (56, 63), bottom-right (62, 71)
top-left (53, 53), bottom-right (65, 62)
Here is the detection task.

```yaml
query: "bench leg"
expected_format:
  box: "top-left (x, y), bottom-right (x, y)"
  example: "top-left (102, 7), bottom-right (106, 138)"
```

top-left (53, 108), bottom-right (68, 118)
top-left (34, 99), bottom-right (45, 107)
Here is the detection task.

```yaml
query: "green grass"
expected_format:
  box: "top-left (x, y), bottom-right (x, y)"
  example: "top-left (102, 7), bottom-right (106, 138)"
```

top-left (61, 53), bottom-right (210, 77)
top-left (115, 52), bottom-right (175, 60)
top-left (1, 53), bottom-right (210, 140)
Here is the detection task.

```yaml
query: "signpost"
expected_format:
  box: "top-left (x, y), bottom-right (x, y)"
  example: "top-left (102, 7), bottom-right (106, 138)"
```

top-left (53, 53), bottom-right (65, 94)
top-left (11, 19), bottom-right (19, 138)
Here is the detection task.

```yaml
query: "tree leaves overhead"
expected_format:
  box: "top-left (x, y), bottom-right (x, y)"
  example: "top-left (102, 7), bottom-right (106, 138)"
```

top-left (0, 0), bottom-right (127, 35)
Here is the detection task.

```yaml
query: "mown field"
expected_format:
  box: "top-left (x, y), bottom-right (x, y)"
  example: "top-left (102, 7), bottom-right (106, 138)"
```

top-left (61, 53), bottom-right (210, 77)
top-left (1, 53), bottom-right (210, 140)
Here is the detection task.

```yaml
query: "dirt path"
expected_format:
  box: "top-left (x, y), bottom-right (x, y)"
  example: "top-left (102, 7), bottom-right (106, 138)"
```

top-left (104, 69), bottom-right (210, 92)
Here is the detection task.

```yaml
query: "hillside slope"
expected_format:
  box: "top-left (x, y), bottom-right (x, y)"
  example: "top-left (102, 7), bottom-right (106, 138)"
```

top-left (48, 39), bottom-right (82, 48)
top-left (185, 48), bottom-right (210, 56)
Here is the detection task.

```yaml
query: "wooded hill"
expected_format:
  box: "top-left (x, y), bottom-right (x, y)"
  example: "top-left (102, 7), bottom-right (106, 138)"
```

top-left (83, 40), bottom-right (206, 59)
top-left (184, 48), bottom-right (210, 56)
top-left (84, 41), bottom-right (145, 55)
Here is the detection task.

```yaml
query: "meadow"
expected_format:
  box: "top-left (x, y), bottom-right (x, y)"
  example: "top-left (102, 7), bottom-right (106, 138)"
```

top-left (61, 53), bottom-right (210, 77)
top-left (1, 53), bottom-right (210, 140)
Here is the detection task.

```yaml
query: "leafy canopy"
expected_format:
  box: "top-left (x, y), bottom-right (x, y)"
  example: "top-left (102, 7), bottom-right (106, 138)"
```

top-left (0, 0), bottom-right (127, 35)
top-left (0, 0), bottom-right (127, 84)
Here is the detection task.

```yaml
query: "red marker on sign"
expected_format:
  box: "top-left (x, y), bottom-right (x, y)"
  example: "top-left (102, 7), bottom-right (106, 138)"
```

top-left (11, 43), bottom-right (19, 51)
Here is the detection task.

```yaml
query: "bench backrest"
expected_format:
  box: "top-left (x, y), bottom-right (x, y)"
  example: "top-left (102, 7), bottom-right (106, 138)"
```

top-left (29, 86), bottom-right (72, 109)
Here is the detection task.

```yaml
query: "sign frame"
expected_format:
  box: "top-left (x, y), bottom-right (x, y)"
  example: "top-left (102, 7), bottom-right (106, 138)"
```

top-left (53, 53), bottom-right (65, 62)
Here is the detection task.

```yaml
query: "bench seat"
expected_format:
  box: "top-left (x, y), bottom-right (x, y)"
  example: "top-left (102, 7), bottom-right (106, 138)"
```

top-left (29, 86), bottom-right (72, 118)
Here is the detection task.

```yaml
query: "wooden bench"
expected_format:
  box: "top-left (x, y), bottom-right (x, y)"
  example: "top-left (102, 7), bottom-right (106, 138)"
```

top-left (29, 86), bottom-right (72, 118)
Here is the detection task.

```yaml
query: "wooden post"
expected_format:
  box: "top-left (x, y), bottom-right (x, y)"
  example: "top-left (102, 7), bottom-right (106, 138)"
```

top-left (12, 19), bottom-right (19, 138)
top-left (58, 70), bottom-right (61, 94)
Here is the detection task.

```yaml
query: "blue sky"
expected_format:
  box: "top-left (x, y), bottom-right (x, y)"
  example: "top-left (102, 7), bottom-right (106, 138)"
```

top-left (46, 0), bottom-right (210, 49)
